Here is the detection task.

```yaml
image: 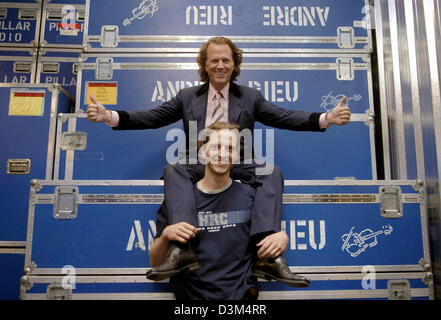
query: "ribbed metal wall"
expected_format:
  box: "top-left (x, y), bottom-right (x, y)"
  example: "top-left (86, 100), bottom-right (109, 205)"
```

top-left (375, 0), bottom-right (441, 298)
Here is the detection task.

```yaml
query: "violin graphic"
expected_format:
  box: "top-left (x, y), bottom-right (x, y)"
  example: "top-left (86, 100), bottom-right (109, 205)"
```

top-left (341, 225), bottom-right (393, 257)
top-left (123, 0), bottom-right (159, 26)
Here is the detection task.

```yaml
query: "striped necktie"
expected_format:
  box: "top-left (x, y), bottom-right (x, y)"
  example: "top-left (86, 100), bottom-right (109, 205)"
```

top-left (211, 91), bottom-right (225, 124)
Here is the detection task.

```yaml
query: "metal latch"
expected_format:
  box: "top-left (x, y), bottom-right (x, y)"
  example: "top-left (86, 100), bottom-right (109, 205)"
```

top-left (60, 132), bottom-right (87, 151)
top-left (47, 8), bottom-right (64, 20)
top-left (336, 58), bottom-right (354, 81)
top-left (7, 159), bottom-right (31, 175)
top-left (72, 63), bottom-right (79, 75)
top-left (46, 284), bottom-right (72, 300)
top-left (14, 62), bottom-right (32, 73)
top-left (0, 8), bottom-right (7, 19)
top-left (337, 27), bottom-right (355, 48)
top-left (53, 186), bottom-right (79, 220)
top-left (101, 25), bottom-right (119, 48)
top-left (77, 9), bottom-right (85, 22)
top-left (96, 57), bottom-right (113, 80)
top-left (19, 8), bottom-right (37, 20)
top-left (379, 186), bottom-right (403, 218)
top-left (387, 280), bottom-right (411, 300)
top-left (42, 62), bottom-right (60, 73)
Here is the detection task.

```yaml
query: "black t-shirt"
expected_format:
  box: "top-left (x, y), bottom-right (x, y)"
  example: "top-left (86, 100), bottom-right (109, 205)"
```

top-left (156, 180), bottom-right (258, 300)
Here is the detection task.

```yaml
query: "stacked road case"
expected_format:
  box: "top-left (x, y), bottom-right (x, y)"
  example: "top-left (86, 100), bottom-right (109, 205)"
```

top-left (0, 83), bottom-right (73, 299)
top-left (36, 0), bottom-right (85, 97)
top-left (19, 179), bottom-right (433, 300)
top-left (0, 0), bottom-right (434, 300)
top-left (0, 0), bottom-right (78, 299)
top-left (0, 0), bottom-right (41, 299)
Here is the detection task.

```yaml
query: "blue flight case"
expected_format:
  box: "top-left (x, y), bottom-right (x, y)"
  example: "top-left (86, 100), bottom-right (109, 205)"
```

top-left (0, 83), bottom-right (73, 243)
top-left (53, 52), bottom-right (377, 181)
top-left (83, 0), bottom-right (372, 51)
top-left (19, 179), bottom-right (433, 299)
top-left (0, 83), bottom-right (73, 300)
top-left (35, 47), bottom-right (81, 98)
top-left (0, 1), bottom-right (42, 47)
top-left (0, 253), bottom-right (25, 300)
top-left (0, 47), bottom-right (38, 84)
top-left (39, 0), bottom-right (85, 49)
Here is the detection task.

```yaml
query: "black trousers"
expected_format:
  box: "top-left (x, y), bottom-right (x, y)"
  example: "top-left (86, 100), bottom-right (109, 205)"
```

top-left (162, 162), bottom-right (284, 237)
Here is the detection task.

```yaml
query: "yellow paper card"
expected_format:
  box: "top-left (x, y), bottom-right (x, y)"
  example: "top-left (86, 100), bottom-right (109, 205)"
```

top-left (9, 90), bottom-right (45, 116)
top-left (86, 82), bottom-right (118, 105)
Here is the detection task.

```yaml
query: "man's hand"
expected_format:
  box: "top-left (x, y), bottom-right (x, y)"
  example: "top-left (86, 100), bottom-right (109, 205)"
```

top-left (256, 231), bottom-right (289, 259)
top-left (162, 222), bottom-right (200, 244)
top-left (327, 96), bottom-right (351, 126)
top-left (86, 94), bottom-right (112, 123)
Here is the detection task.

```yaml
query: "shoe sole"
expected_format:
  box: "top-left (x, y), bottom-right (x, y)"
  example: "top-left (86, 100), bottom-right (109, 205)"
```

top-left (146, 262), bottom-right (201, 281)
top-left (252, 269), bottom-right (310, 288)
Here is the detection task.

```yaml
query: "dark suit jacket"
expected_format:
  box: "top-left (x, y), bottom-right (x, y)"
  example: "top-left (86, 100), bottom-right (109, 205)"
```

top-left (114, 82), bottom-right (324, 138)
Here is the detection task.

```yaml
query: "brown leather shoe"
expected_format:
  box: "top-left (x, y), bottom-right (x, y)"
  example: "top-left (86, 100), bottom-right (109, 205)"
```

top-left (146, 243), bottom-right (200, 281)
top-left (252, 255), bottom-right (310, 288)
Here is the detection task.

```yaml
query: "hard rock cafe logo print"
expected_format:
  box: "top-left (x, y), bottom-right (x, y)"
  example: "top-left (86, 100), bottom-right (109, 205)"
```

top-left (341, 225), bottom-right (393, 257)
top-left (123, 0), bottom-right (159, 26)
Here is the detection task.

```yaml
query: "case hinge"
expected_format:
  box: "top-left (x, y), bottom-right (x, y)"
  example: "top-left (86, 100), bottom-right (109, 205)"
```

top-left (387, 280), bottom-right (411, 300)
top-left (379, 186), bottom-right (403, 218)
top-left (14, 62), bottom-right (32, 73)
top-left (46, 284), bottom-right (72, 300)
top-left (336, 58), bottom-right (354, 81)
top-left (96, 57), bottom-right (113, 80)
top-left (419, 259), bottom-right (434, 285)
top-left (53, 186), bottom-right (79, 220)
top-left (101, 25), bottom-right (119, 48)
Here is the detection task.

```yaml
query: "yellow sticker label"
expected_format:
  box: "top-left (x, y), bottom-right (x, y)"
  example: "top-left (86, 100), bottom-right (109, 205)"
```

top-left (86, 82), bottom-right (118, 105)
top-left (9, 90), bottom-right (45, 116)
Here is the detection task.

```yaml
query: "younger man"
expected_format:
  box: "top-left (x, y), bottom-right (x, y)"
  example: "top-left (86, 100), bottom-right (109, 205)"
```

top-left (148, 122), bottom-right (309, 300)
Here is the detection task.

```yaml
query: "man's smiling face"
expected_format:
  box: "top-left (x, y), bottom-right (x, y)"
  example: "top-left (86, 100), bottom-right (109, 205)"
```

top-left (204, 129), bottom-right (239, 176)
top-left (205, 43), bottom-right (235, 91)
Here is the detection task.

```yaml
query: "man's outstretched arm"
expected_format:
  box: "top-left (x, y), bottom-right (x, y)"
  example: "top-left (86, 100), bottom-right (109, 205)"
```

top-left (256, 93), bottom-right (351, 131)
top-left (86, 92), bottom-right (183, 130)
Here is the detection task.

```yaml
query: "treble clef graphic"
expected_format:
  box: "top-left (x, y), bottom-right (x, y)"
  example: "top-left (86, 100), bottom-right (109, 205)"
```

top-left (341, 225), bottom-right (393, 257)
top-left (320, 91), bottom-right (362, 112)
top-left (123, 0), bottom-right (159, 26)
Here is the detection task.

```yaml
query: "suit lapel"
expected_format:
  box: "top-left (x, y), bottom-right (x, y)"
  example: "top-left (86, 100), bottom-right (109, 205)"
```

top-left (228, 93), bottom-right (243, 124)
top-left (191, 87), bottom-right (208, 133)
top-left (228, 82), bottom-right (243, 124)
